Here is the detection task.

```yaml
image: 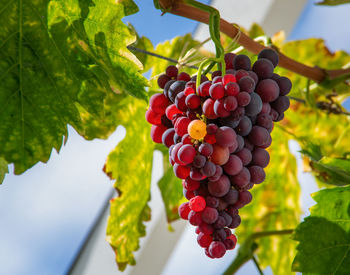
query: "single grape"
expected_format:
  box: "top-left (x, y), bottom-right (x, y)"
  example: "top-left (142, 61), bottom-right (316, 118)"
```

top-left (217, 199), bottom-right (229, 211)
top-left (230, 167), bottom-right (251, 189)
top-left (197, 233), bottom-right (213, 248)
top-left (236, 92), bottom-right (251, 107)
top-left (198, 223), bottom-right (214, 235)
top-left (211, 70), bottom-right (222, 79)
top-left (177, 72), bottom-right (191, 82)
top-left (214, 99), bottom-right (231, 117)
top-left (166, 65), bottom-right (178, 78)
top-left (206, 196), bottom-right (219, 208)
top-left (224, 52), bottom-right (236, 69)
top-left (224, 96), bottom-right (238, 111)
top-left (235, 69), bottom-right (249, 81)
top-left (220, 116), bottom-right (240, 129)
top-left (203, 98), bottom-right (218, 119)
top-left (178, 144), bottom-right (196, 164)
top-left (245, 92), bottom-right (263, 116)
top-left (149, 93), bottom-right (169, 114)
top-left (271, 96), bottom-right (290, 113)
top-left (208, 165), bottom-right (223, 182)
top-left (238, 76), bottom-right (255, 93)
top-left (235, 135), bottom-right (244, 152)
top-left (258, 48), bottom-right (279, 67)
top-left (209, 83), bottom-right (225, 99)
top-left (145, 108), bottom-right (162, 125)
top-left (183, 178), bottom-right (200, 191)
top-left (213, 228), bottom-right (227, 241)
top-left (181, 134), bottom-right (192, 144)
top-left (158, 74), bottom-right (171, 89)
top-left (256, 113), bottom-right (273, 129)
top-left (228, 214), bottom-right (241, 229)
top-left (211, 144), bottom-right (230, 165)
top-left (188, 119), bottom-right (207, 140)
top-left (251, 148), bottom-right (270, 168)
top-left (173, 163), bottom-right (190, 179)
top-left (252, 58), bottom-right (274, 79)
top-left (190, 168), bottom-right (204, 181)
top-left (225, 82), bottom-right (240, 96)
top-left (165, 104), bottom-right (182, 120)
top-left (231, 106), bottom-right (245, 120)
top-left (223, 189), bottom-right (239, 205)
top-left (162, 128), bottom-right (175, 147)
top-left (256, 79), bottom-right (280, 102)
top-left (175, 91), bottom-right (187, 111)
top-left (224, 238), bottom-right (236, 250)
top-left (222, 74), bottom-right (237, 86)
top-left (235, 116), bottom-right (252, 136)
top-left (206, 123), bottom-right (218, 134)
top-left (188, 210), bottom-right (203, 226)
top-left (199, 143), bottom-right (214, 157)
top-left (201, 161), bottom-right (216, 177)
top-left (213, 216), bottom-right (226, 229)
top-left (235, 148), bottom-right (252, 165)
top-left (163, 79), bottom-right (175, 99)
top-left (185, 94), bottom-right (201, 109)
top-left (234, 55), bottom-right (251, 71)
top-left (208, 175), bottom-right (231, 197)
top-left (178, 202), bottom-right (191, 220)
top-left (249, 166), bottom-right (266, 184)
top-left (151, 124), bottom-right (167, 143)
top-left (201, 207), bottom-right (219, 224)
top-left (174, 117), bottom-right (191, 136)
top-left (248, 126), bottom-right (270, 147)
top-left (193, 155), bottom-right (206, 168)
top-left (212, 76), bottom-right (222, 84)
top-left (223, 155), bottom-right (243, 176)
top-left (183, 189), bottom-right (195, 200)
top-left (168, 80), bottom-right (186, 103)
top-left (189, 196), bottom-right (206, 212)
top-left (215, 126), bottom-right (237, 147)
top-left (276, 76), bottom-right (292, 95)
top-left (247, 71), bottom-right (258, 84)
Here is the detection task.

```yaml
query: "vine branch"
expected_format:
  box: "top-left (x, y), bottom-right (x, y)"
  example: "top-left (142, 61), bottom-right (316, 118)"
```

top-left (158, 0), bottom-right (350, 83)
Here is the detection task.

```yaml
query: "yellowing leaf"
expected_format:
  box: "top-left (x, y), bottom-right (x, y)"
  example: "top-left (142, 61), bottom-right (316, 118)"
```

top-left (104, 98), bottom-right (153, 270)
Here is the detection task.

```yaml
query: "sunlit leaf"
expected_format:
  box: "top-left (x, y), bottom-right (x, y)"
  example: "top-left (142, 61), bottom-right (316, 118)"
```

top-left (0, 158), bottom-right (8, 184)
top-left (105, 98), bottom-right (153, 271)
top-left (236, 127), bottom-right (301, 275)
top-left (292, 186), bottom-right (350, 274)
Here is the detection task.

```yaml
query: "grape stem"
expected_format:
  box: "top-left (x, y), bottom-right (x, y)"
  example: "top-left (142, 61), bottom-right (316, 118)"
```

top-left (252, 255), bottom-right (264, 275)
top-left (222, 229), bottom-right (294, 275)
top-left (158, 0), bottom-right (350, 83)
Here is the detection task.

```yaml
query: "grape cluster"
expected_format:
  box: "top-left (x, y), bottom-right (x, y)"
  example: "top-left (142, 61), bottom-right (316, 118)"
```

top-left (145, 49), bottom-right (292, 258)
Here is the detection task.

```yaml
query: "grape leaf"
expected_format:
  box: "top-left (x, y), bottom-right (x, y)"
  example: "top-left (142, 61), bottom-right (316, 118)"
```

top-left (300, 143), bottom-right (350, 186)
top-left (0, 158), bottom-right (8, 185)
top-left (316, 0), bottom-right (350, 5)
top-left (157, 155), bottom-right (184, 223)
top-left (292, 186), bottom-right (350, 274)
top-left (0, 0), bottom-right (147, 174)
top-left (104, 98), bottom-right (153, 271)
top-left (235, 127), bottom-right (301, 275)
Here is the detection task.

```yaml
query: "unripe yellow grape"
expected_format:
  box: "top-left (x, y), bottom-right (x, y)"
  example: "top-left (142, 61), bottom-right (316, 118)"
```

top-left (188, 120), bottom-right (207, 140)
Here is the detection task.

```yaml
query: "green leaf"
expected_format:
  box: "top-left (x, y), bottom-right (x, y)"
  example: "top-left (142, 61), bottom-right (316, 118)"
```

top-left (0, 158), bottom-right (8, 184)
top-left (0, 0), bottom-right (147, 174)
top-left (235, 127), bottom-right (301, 275)
top-left (157, 158), bottom-right (184, 223)
top-left (104, 98), bottom-right (153, 271)
top-left (316, 0), bottom-right (350, 5)
top-left (292, 186), bottom-right (350, 274)
top-left (153, 0), bottom-right (161, 9)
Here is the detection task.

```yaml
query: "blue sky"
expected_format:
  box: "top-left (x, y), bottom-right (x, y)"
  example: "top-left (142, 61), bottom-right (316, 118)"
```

top-left (1, 1), bottom-right (350, 275)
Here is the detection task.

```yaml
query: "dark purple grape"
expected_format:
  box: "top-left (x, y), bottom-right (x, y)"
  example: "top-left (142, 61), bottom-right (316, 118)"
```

top-left (191, 74), bottom-right (209, 84)
top-left (163, 79), bottom-right (175, 99)
top-left (270, 108), bottom-right (279, 121)
top-left (258, 48), bottom-right (279, 67)
top-left (256, 79), bottom-right (279, 102)
top-left (175, 91), bottom-right (187, 111)
top-left (161, 115), bottom-right (173, 128)
top-left (166, 65), bottom-right (178, 78)
top-left (245, 92), bottom-right (262, 116)
top-left (276, 112), bottom-right (284, 121)
top-left (236, 92), bottom-right (251, 107)
top-left (228, 215), bottom-right (241, 229)
top-left (208, 175), bottom-right (231, 197)
top-left (213, 229), bottom-right (227, 241)
top-left (212, 70), bottom-right (222, 79)
top-left (249, 166), bottom-right (266, 184)
top-left (198, 223), bottom-right (214, 235)
top-left (201, 207), bottom-right (219, 224)
top-left (223, 189), bottom-right (239, 204)
top-left (271, 96), bottom-right (290, 113)
top-left (261, 102), bottom-right (271, 114)
top-left (194, 183), bottom-right (210, 197)
top-left (226, 206), bottom-right (238, 217)
top-left (244, 137), bottom-right (254, 151)
top-left (190, 168), bottom-right (204, 181)
top-left (256, 113), bottom-right (273, 129)
top-left (208, 165), bottom-right (223, 182)
top-left (162, 128), bottom-right (175, 147)
top-left (201, 161), bottom-right (216, 177)
top-left (158, 74), bottom-right (171, 89)
top-left (220, 116), bottom-right (240, 129)
top-left (252, 58), bottom-right (274, 79)
top-left (276, 76), bottom-right (292, 96)
top-left (236, 191), bottom-right (252, 208)
top-left (206, 196), bottom-right (219, 208)
top-left (199, 143), bottom-right (213, 157)
top-left (271, 73), bottom-right (280, 81)
top-left (234, 55), bottom-right (251, 71)
top-left (223, 155), bottom-right (243, 176)
top-left (220, 211), bottom-right (232, 227)
top-left (216, 126), bottom-right (237, 147)
top-left (251, 148), bottom-right (270, 168)
top-left (224, 52), bottom-right (236, 69)
top-left (231, 106), bottom-right (245, 120)
top-left (193, 155), bottom-right (206, 168)
top-left (235, 148), bottom-right (252, 165)
top-left (235, 116), bottom-right (252, 136)
top-left (224, 96), bottom-right (238, 111)
top-left (238, 76), bottom-right (256, 93)
top-left (248, 71), bottom-right (258, 84)
top-left (224, 238), bottom-right (235, 250)
top-left (217, 199), bottom-right (228, 211)
top-left (188, 210), bottom-right (203, 226)
top-left (213, 216), bottom-right (226, 229)
top-left (248, 126), bottom-right (270, 146)
top-left (230, 167), bottom-right (251, 189)
top-left (168, 81), bottom-right (186, 103)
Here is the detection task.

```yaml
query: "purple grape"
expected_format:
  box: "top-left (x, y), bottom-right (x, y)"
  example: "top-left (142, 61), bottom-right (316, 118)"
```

top-left (231, 106), bottom-right (245, 120)
top-left (201, 161), bottom-right (216, 177)
top-left (258, 48), bottom-right (279, 67)
top-left (228, 215), bottom-right (241, 229)
top-left (238, 76), bottom-right (256, 93)
top-left (251, 148), bottom-right (270, 168)
top-left (199, 143), bottom-right (213, 157)
top-left (276, 76), bottom-right (292, 95)
top-left (271, 96), bottom-right (290, 113)
top-left (245, 92), bottom-right (262, 116)
top-left (215, 126), bottom-right (237, 147)
top-left (201, 207), bottom-right (219, 224)
top-left (214, 99), bottom-right (230, 117)
top-left (188, 210), bottom-right (203, 226)
top-left (223, 189), bottom-right (239, 204)
top-left (235, 148), bottom-right (252, 165)
top-left (248, 71), bottom-right (258, 84)
top-left (163, 79), bottom-right (175, 98)
top-left (224, 96), bottom-right (238, 111)
top-left (227, 206), bottom-right (239, 217)
top-left (256, 113), bottom-right (273, 129)
top-left (235, 116), bottom-right (252, 136)
top-left (208, 165), bottom-right (223, 182)
top-left (220, 116), bottom-right (240, 129)
top-left (230, 167), bottom-right (251, 189)
top-left (213, 216), bottom-right (226, 229)
top-left (256, 79), bottom-right (280, 102)
top-left (206, 196), bottom-right (219, 208)
top-left (168, 81), bottom-right (186, 103)
top-left (193, 155), bottom-right (206, 168)
top-left (252, 58), bottom-right (274, 79)
top-left (249, 166), bottom-right (266, 184)
top-left (236, 191), bottom-right (253, 208)
top-left (248, 126), bottom-right (270, 146)
top-left (223, 155), bottom-right (243, 176)
top-left (235, 135), bottom-right (244, 152)
top-left (209, 241), bottom-right (226, 258)
top-left (234, 55), bottom-right (251, 71)
top-left (208, 175), bottom-right (231, 197)
top-left (220, 211), bottom-right (232, 227)
top-left (217, 199), bottom-right (228, 211)
top-left (236, 92), bottom-right (251, 107)
top-left (213, 229), bottom-right (227, 241)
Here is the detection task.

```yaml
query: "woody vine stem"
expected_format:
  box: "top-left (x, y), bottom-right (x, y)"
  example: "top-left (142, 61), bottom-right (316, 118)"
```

top-left (158, 0), bottom-right (350, 83)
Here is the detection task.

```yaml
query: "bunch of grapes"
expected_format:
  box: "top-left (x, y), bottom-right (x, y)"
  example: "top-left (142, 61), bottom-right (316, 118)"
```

top-left (145, 49), bottom-right (292, 258)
